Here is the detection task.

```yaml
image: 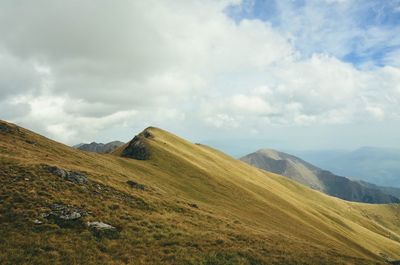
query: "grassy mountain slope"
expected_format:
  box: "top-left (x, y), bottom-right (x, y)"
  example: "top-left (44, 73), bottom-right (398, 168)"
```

top-left (240, 149), bottom-right (400, 204)
top-left (240, 149), bottom-right (325, 191)
top-left (1, 120), bottom-right (400, 264)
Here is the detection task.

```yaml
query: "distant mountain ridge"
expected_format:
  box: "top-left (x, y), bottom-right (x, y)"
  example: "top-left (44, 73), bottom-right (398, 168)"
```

top-left (240, 149), bottom-right (400, 204)
top-left (355, 180), bottom-right (400, 199)
top-left (293, 147), bottom-right (400, 188)
top-left (75, 141), bottom-right (124, 154)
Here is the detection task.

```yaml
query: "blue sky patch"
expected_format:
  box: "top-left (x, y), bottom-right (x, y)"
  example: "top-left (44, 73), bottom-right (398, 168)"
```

top-left (225, 0), bottom-right (400, 68)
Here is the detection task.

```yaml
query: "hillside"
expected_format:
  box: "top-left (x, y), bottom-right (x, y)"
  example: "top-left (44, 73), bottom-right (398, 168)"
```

top-left (75, 141), bottom-right (124, 154)
top-left (240, 149), bottom-right (400, 204)
top-left (1, 120), bottom-right (400, 264)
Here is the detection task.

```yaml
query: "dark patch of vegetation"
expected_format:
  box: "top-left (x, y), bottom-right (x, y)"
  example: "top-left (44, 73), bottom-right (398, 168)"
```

top-left (127, 180), bottom-right (145, 190)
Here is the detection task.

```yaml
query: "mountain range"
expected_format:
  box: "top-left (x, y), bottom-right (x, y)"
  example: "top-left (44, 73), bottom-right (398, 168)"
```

top-left (74, 141), bottom-right (124, 153)
top-left (293, 147), bottom-right (400, 188)
top-left (1, 120), bottom-right (400, 264)
top-left (240, 149), bottom-right (400, 204)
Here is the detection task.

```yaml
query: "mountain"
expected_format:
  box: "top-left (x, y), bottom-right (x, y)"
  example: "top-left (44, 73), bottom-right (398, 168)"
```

top-left (75, 141), bottom-right (124, 153)
top-left (240, 149), bottom-right (400, 204)
top-left (72, 143), bottom-right (85, 148)
top-left (1, 120), bottom-right (400, 264)
top-left (293, 147), bottom-right (400, 187)
top-left (356, 180), bottom-right (400, 200)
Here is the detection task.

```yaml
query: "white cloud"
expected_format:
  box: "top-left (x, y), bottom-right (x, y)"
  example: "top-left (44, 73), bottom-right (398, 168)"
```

top-left (0, 0), bottom-right (399, 146)
top-left (201, 53), bottom-right (400, 128)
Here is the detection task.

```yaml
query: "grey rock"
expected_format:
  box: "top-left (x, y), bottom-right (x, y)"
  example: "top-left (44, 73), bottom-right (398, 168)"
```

top-left (33, 219), bottom-right (43, 225)
top-left (121, 135), bottom-right (150, 160)
top-left (87, 221), bottom-right (115, 230)
top-left (48, 166), bottom-right (88, 184)
top-left (67, 172), bottom-right (88, 184)
top-left (87, 221), bottom-right (119, 239)
top-left (46, 204), bottom-right (87, 228)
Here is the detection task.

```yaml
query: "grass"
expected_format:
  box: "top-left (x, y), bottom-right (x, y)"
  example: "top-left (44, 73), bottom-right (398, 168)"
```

top-left (0, 120), bottom-right (400, 264)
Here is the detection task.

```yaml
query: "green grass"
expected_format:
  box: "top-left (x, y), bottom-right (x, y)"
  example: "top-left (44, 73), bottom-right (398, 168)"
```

top-left (0, 120), bottom-right (400, 264)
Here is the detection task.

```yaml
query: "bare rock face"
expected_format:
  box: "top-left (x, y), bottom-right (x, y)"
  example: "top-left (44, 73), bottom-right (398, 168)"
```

top-left (121, 129), bottom-right (153, 160)
top-left (47, 166), bottom-right (88, 184)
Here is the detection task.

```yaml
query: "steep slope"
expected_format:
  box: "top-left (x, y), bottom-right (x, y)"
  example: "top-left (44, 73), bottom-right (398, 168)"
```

top-left (240, 149), bottom-right (325, 191)
top-left (1, 120), bottom-right (400, 264)
top-left (240, 149), bottom-right (400, 204)
top-left (75, 141), bottom-right (124, 153)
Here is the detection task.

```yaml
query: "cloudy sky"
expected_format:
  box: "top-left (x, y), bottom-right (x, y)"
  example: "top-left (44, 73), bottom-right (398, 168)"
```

top-left (1, 0), bottom-right (400, 156)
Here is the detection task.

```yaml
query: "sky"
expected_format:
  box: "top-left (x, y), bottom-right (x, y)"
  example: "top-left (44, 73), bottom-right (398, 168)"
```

top-left (1, 0), bottom-right (400, 157)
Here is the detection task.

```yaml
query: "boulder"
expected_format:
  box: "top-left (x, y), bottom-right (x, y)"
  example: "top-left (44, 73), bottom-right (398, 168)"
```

top-left (33, 219), bottom-right (43, 225)
top-left (87, 221), bottom-right (119, 239)
top-left (48, 166), bottom-right (88, 184)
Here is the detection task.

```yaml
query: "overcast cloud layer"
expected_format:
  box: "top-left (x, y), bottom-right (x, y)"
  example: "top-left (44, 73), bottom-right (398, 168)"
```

top-left (1, 0), bottom-right (400, 153)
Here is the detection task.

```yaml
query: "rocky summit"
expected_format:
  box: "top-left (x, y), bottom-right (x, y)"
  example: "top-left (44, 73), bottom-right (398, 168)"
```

top-left (120, 129), bottom-right (153, 160)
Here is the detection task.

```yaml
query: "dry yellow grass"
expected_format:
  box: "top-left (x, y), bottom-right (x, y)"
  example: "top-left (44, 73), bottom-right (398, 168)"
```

top-left (0, 120), bottom-right (399, 264)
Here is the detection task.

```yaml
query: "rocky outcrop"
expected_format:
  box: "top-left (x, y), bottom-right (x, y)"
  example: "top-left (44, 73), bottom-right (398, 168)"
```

top-left (0, 123), bottom-right (11, 134)
top-left (48, 166), bottom-right (88, 184)
top-left (121, 129), bottom-right (153, 160)
top-left (0, 121), bottom-right (24, 136)
top-left (44, 204), bottom-right (87, 228)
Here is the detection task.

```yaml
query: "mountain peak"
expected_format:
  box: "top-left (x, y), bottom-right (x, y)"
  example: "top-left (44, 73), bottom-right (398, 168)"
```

top-left (76, 141), bottom-right (124, 154)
